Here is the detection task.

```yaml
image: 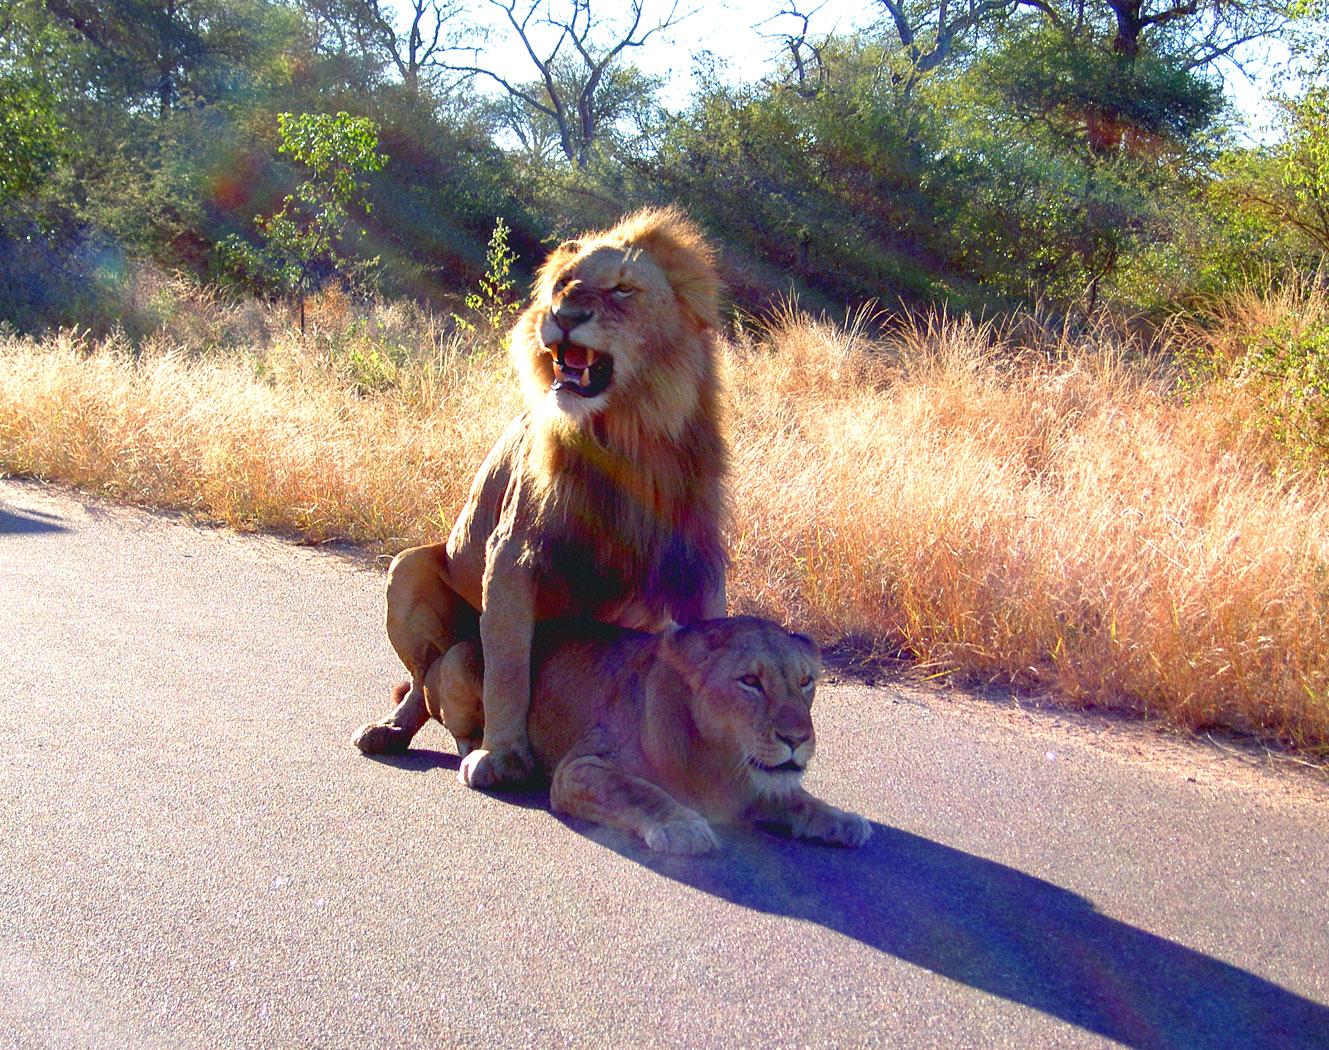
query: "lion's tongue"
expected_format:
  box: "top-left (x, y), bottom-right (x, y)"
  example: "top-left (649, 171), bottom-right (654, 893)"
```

top-left (559, 345), bottom-right (595, 370)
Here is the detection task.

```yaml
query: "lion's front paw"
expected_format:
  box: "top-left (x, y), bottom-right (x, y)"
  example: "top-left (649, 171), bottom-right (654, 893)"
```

top-left (457, 744), bottom-right (535, 789)
top-left (802, 807), bottom-right (872, 848)
top-left (351, 721), bottom-right (413, 756)
top-left (644, 819), bottom-right (720, 855)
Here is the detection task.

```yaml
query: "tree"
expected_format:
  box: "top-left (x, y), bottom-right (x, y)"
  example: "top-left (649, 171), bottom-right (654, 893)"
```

top-left (938, 23), bottom-right (1224, 310)
top-left (759, 3), bottom-right (830, 99)
top-left (221, 111), bottom-right (385, 329)
top-left (451, 0), bottom-right (682, 167)
top-left (655, 39), bottom-right (962, 310)
top-left (867, 0), bottom-right (1298, 87)
top-left (1219, 87), bottom-right (1329, 255)
top-left (479, 57), bottom-right (664, 164)
top-left (977, 24), bottom-right (1223, 157)
top-left (0, 1), bottom-right (63, 207)
top-left (41, 0), bottom-right (290, 117)
top-left (305, 0), bottom-right (467, 97)
top-left (1097, 0), bottom-right (1282, 63)
top-left (874, 0), bottom-right (1024, 91)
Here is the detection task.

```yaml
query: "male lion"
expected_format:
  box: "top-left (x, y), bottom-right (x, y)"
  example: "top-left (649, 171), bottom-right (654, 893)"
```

top-left (352, 208), bottom-right (729, 788)
top-left (431, 616), bottom-right (872, 855)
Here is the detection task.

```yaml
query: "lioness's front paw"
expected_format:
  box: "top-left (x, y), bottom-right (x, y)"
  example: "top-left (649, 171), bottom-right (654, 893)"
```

top-left (644, 819), bottom-right (720, 855)
top-left (351, 722), bottom-right (413, 756)
top-left (802, 807), bottom-right (872, 848)
top-left (457, 744), bottom-right (535, 788)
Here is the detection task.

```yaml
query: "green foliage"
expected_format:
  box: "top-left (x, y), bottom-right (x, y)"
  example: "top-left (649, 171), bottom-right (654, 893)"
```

top-left (1275, 87), bottom-right (1329, 251)
top-left (220, 111), bottom-right (385, 323)
top-left (1188, 298), bottom-right (1329, 472)
top-left (1243, 317), bottom-right (1329, 469)
top-left (0, 0), bottom-right (1322, 330)
top-left (458, 218), bottom-right (521, 336)
top-left (654, 38), bottom-right (963, 311)
top-left (978, 28), bottom-right (1223, 156)
top-left (0, 79), bottom-right (62, 206)
top-left (1199, 78), bottom-right (1329, 295)
top-left (932, 27), bottom-right (1224, 311)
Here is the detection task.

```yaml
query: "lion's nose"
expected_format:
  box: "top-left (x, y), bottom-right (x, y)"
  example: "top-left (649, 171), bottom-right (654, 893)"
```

top-left (776, 730), bottom-right (812, 753)
top-left (553, 304), bottom-right (593, 332)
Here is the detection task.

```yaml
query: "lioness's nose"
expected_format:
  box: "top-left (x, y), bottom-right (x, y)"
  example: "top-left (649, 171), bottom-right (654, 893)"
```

top-left (554, 304), bottom-right (593, 332)
top-left (776, 730), bottom-right (813, 751)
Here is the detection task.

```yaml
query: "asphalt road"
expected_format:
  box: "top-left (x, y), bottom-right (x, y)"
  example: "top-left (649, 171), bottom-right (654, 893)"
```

top-left (2, 477), bottom-right (1328, 1050)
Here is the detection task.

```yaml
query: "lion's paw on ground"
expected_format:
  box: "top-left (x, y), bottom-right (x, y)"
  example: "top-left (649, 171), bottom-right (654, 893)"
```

top-left (803, 807), bottom-right (872, 848)
top-left (351, 722), bottom-right (412, 755)
top-left (457, 744), bottom-right (535, 788)
top-left (645, 819), bottom-right (720, 855)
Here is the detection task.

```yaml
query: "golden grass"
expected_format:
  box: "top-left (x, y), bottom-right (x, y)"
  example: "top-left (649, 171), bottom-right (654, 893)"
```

top-left (0, 294), bottom-right (520, 549)
top-left (727, 309), bottom-right (1329, 751)
top-left (2, 276), bottom-right (1327, 752)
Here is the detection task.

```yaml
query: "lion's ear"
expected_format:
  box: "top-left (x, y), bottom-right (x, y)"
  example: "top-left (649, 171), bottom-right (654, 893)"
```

top-left (534, 239), bottom-right (580, 297)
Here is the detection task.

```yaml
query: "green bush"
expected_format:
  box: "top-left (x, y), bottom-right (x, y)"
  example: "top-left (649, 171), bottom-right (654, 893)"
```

top-left (1242, 314), bottom-right (1329, 470)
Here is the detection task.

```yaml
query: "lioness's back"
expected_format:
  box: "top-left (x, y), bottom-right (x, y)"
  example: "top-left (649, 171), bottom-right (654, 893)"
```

top-left (526, 621), bottom-right (657, 770)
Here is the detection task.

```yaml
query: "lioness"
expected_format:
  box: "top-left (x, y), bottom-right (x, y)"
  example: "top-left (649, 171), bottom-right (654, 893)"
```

top-left (353, 208), bottom-right (729, 789)
top-left (429, 616), bottom-right (872, 855)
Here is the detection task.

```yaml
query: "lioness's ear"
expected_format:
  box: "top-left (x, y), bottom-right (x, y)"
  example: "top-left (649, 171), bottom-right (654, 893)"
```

top-left (558, 239), bottom-right (582, 255)
top-left (788, 630), bottom-right (824, 676)
top-left (658, 623), bottom-right (711, 680)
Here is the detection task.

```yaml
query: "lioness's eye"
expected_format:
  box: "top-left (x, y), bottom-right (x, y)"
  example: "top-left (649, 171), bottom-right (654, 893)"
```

top-left (739, 674), bottom-right (761, 690)
top-left (612, 283), bottom-right (635, 296)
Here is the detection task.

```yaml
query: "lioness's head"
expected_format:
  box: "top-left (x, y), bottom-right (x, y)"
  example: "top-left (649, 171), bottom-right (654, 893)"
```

top-left (511, 207), bottom-right (720, 439)
top-left (661, 617), bottom-right (823, 796)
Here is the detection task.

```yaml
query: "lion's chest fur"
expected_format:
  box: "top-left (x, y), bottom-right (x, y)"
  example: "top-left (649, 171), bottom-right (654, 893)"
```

top-left (446, 412), bottom-right (724, 624)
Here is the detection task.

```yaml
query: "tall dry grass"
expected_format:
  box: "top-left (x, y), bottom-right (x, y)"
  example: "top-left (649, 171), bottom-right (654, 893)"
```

top-left (0, 275), bottom-right (519, 549)
top-left (726, 307), bottom-right (1329, 751)
top-left (2, 274), bottom-right (1327, 752)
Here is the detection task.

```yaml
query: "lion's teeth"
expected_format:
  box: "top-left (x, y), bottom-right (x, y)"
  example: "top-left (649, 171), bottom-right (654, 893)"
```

top-left (581, 367), bottom-right (591, 386)
top-left (587, 348), bottom-right (597, 366)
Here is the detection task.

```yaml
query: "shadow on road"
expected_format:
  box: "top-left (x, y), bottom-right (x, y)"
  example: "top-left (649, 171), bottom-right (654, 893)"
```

top-left (363, 747), bottom-right (461, 774)
top-left (590, 820), bottom-right (1329, 1050)
top-left (0, 506), bottom-right (68, 536)
top-left (360, 749), bottom-right (553, 811)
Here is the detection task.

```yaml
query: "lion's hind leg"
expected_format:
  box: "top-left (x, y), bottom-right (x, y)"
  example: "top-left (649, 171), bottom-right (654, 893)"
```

top-left (354, 543), bottom-right (479, 756)
top-left (352, 680), bottom-right (429, 755)
top-left (425, 639), bottom-right (485, 758)
top-left (551, 755), bottom-right (720, 855)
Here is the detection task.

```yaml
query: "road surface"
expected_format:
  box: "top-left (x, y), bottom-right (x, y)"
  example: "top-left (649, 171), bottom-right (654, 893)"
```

top-left (2, 477), bottom-right (1327, 1049)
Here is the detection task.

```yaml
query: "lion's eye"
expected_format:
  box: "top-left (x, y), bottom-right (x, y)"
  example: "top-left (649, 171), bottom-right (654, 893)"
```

top-left (611, 283), bottom-right (635, 297)
top-left (739, 674), bottom-right (762, 691)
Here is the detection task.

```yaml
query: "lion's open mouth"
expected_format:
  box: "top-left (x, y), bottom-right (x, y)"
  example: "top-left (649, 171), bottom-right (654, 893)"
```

top-left (550, 343), bottom-right (613, 399)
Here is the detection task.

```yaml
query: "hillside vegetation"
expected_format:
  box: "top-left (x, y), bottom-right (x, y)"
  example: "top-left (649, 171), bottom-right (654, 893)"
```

top-left (2, 0), bottom-right (1327, 326)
